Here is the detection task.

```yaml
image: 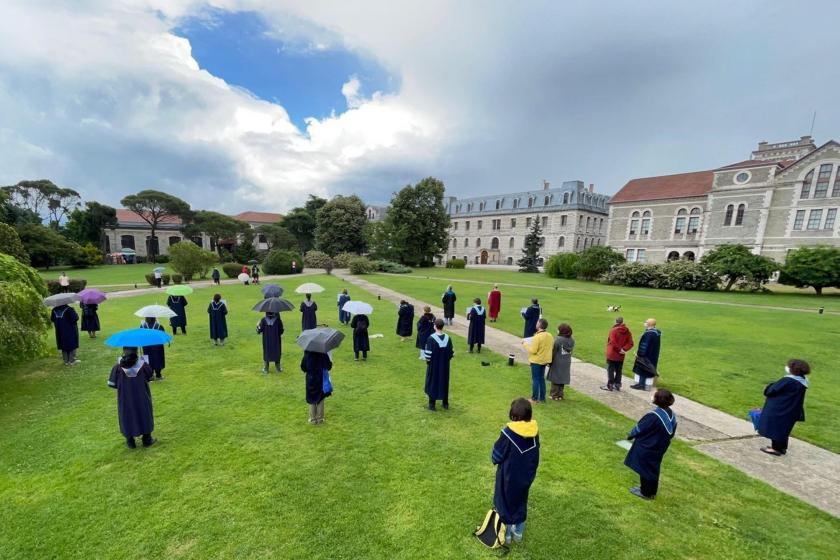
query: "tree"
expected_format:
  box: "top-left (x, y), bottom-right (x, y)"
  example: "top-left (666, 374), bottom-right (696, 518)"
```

top-left (303, 250), bottom-right (335, 274)
top-left (380, 177), bottom-right (450, 266)
top-left (185, 210), bottom-right (250, 259)
top-left (0, 253), bottom-right (50, 366)
top-left (700, 244), bottom-right (777, 291)
top-left (168, 242), bottom-right (218, 280)
top-left (365, 220), bottom-right (396, 260)
top-left (233, 235), bottom-right (258, 263)
top-left (64, 201), bottom-right (118, 250)
top-left (121, 190), bottom-right (191, 263)
top-left (282, 208), bottom-right (317, 253)
top-left (305, 195), bottom-right (328, 219)
top-left (779, 245), bottom-right (840, 295)
top-left (255, 223), bottom-right (298, 251)
top-left (0, 189), bottom-right (41, 226)
top-left (16, 224), bottom-right (80, 268)
top-left (69, 243), bottom-right (104, 268)
top-left (315, 195), bottom-right (368, 255)
top-left (0, 222), bottom-right (29, 263)
top-left (575, 245), bottom-right (625, 280)
top-left (545, 253), bottom-right (580, 279)
top-left (2, 180), bottom-right (80, 227)
top-left (518, 215), bottom-right (543, 272)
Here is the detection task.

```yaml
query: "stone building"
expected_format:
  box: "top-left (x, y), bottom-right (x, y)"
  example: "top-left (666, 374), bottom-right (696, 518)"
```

top-left (443, 180), bottom-right (610, 265)
top-left (365, 205), bottom-right (389, 222)
top-left (607, 136), bottom-right (840, 263)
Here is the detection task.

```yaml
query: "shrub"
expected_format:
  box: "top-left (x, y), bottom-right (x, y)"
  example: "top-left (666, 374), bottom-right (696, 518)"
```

top-left (779, 245), bottom-right (840, 295)
top-left (262, 250), bottom-right (304, 275)
top-left (135, 256), bottom-right (148, 264)
top-left (153, 254), bottom-right (170, 264)
top-left (222, 263), bottom-right (244, 279)
top-left (218, 248), bottom-right (235, 263)
top-left (700, 244), bottom-right (776, 291)
top-left (576, 246), bottom-right (625, 280)
top-left (169, 241), bottom-right (217, 280)
top-left (333, 252), bottom-right (358, 268)
top-left (69, 243), bottom-right (103, 268)
top-left (601, 262), bottom-right (657, 287)
top-left (652, 260), bottom-right (719, 291)
top-left (144, 273), bottom-right (156, 287)
top-left (376, 260), bottom-right (412, 273)
top-left (304, 250), bottom-right (335, 273)
top-left (446, 258), bottom-right (466, 269)
top-left (348, 256), bottom-right (377, 274)
top-left (0, 253), bottom-right (47, 297)
top-left (172, 274), bottom-right (183, 284)
top-left (0, 254), bottom-right (50, 366)
top-left (0, 222), bottom-right (29, 263)
top-left (545, 253), bottom-right (580, 279)
top-left (45, 278), bottom-right (87, 295)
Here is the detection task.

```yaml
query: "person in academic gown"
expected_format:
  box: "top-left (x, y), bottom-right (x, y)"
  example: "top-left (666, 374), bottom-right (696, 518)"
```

top-left (350, 313), bottom-right (370, 360)
top-left (415, 306), bottom-right (436, 359)
top-left (257, 311), bottom-right (284, 373)
top-left (80, 302), bottom-right (100, 338)
top-left (166, 295), bottom-right (188, 335)
top-left (300, 294), bottom-right (318, 330)
top-left (631, 318), bottom-right (661, 390)
top-left (140, 317), bottom-right (166, 380)
top-left (492, 398), bottom-right (540, 544)
top-left (624, 389), bottom-right (677, 499)
top-left (300, 350), bottom-right (332, 424)
top-left (467, 297), bottom-right (486, 353)
top-left (251, 264), bottom-right (260, 284)
top-left (211, 267), bottom-right (221, 285)
top-left (423, 318), bottom-right (455, 411)
top-left (441, 286), bottom-right (457, 325)
top-left (396, 300), bottom-right (414, 341)
top-left (51, 303), bottom-right (80, 365)
top-left (108, 348), bottom-right (155, 449)
top-left (758, 359), bottom-right (811, 456)
top-left (207, 293), bottom-right (228, 345)
top-left (487, 285), bottom-right (502, 323)
top-left (337, 289), bottom-right (351, 325)
top-left (521, 298), bottom-right (542, 338)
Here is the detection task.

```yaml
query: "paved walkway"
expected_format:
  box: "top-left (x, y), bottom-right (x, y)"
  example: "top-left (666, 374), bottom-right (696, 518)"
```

top-left (336, 271), bottom-right (840, 518)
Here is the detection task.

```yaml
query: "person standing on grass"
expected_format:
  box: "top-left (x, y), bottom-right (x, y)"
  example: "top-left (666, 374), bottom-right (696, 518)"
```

top-left (467, 297), bottom-right (486, 353)
top-left (80, 302), bottom-right (100, 339)
top-left (601, 317), bottom-right (633, 392)
top-left (351, 312), bottom-right (370, 361)
top-left (140, 317), bottom-right (166, 380)
top-left (301, 349), bottom-right (332, 424)
top-left (59, 272), bottom-right (70, 292)
top-left (251, 264), bottom-right (260, 284)
top-left (300, 294), bottom-right (318, 331)
top-left (257, 311), bottom-right (284, 373)
top-left (211, 267), bottom-right (221, 285)
top-left (758, 359), bottom-right (811, 456)
top-left (415, 306), bottom-right (436, 359)
top-left (291, 260), bottom-right (297, 274)
top-left (108, 348), bottom-right (156, 449)
top-left (625, 389), bottom-right (677, 500)
top-left (207, 294), bottom-right (228, 346)
top-left (424, 318), bottom-right (454, 411)
top-left (491, 398), bottom-right (540, 545)
top-left (397, 300), bottom-right (415, 341)
top-left (154, 269), bottom-right (162, 288)
top-left (51, 303), bottom-right (80, 365)
top-left (631, 318), bottom-right (661, 391)
top-left (547, 323), bottom-right (574, 400)
top-left (166, 294), bottom-right (188, 335)
top-left (337, 289), bottom-right (351, 325)
top-left (441, 285), bottom-right (457, 325)
top-left (522, 318), bottom-right (552, 404)
top-left (487, 285), bottom-right (502, 323)
top-left (521, 298), bottom-right (542, 338)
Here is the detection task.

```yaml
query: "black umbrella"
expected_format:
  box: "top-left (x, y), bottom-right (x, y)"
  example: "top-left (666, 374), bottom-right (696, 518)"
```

top-left (261, 284), bottom-right (284, 298)
top-left (296, 327), bottom-right (345, 353)
top-left (252, 297), bottom-right (295, 313)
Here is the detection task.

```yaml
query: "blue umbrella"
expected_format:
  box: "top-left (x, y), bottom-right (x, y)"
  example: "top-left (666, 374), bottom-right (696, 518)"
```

top-left (105, 328), bottom-right (173, 347)
top-left (153, 267), bottom-right (166, 272)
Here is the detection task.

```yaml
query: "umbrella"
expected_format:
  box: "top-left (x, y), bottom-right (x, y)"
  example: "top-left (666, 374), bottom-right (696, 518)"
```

top-left (296, 327), bottom-right (345, 353)
top-left (247, 259), bottom-right (259, 264)
top-left (295, 282), bottom-right (325, 294)
top-left (43, 293), bottom-right (79, 307)
top-left (77, 288), bottom-right (107, 305)
top-left (252, 297), bottom-right (295, 313)
top-left (134, 305), bottom-right (177, 318)
top-left (261, 284), bottom-right (284, 298)
top-left (342, 300), bottom-right (373, 315)
top-left (120, 248), bottom-right (136, 255)
top-left (153, 267), bottom-right (166, 272)
top-left (238, 273), bottom-right (251, 283)
top-left (105, 328), bottom-right (173, 347)
top-left (166, 285), bottom-right (194, 296)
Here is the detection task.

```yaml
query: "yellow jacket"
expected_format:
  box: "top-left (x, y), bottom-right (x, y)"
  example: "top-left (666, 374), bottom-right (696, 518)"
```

top-left (523, 331), bottom-right (553, 365)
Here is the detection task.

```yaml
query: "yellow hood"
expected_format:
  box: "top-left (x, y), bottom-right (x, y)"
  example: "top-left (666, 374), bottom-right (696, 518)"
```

top-left (507, 420), bottom-right (539, 437)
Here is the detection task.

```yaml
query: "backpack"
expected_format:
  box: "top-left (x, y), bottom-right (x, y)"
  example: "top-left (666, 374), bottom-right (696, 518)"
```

top-left (474, 509), bottom-right (509, 552)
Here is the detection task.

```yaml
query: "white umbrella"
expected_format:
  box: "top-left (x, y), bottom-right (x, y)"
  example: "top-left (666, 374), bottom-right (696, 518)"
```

top-left (342, 300), bottom-right (373, 315)
top-left (134, 304), bottom-right (177, 318)
top-left (295, 282), bottom-right (325, 294)
top-left (238, 273), bottom-right (251, 284)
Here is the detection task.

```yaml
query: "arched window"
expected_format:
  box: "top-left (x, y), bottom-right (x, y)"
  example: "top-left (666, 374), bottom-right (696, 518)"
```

top-left (629, 211), bottom-right (640, 237)
top-left (509, 237), bottom-right (515, 248)
top-left (491, 237), bottom-right (499, 249)
top-left (583, 238), bottom-right (589, 249)
top-left (475, 238), bottom-right (481, 247)
top-left (814, 164), bottom-right (833, 198)
top-left (168, 236), bottom-right (181, 247)
top-left (724, 204), bottom-right (734, 226)
top-left (667, 250), bottom-right (680, 261)
top-left (801, 169), bottom-right (814, 199)
top-left (674, 208), bottom-right (687, 233)
top-left (688, 207), bottom-right (700, 233)
top-left (834, 168), bottom-right (840, 197)
top-left (640, 211), bottom-right (651, 237)
top-left (120, 235), bottom-right (135, 250)
top-left (452, 238), bottom-right (457, 248)
top-left (735, 204), bottom-right (746, 226)
top-left (145, 236), bottom-right (159, 256)
top-left (683, 251), bottom-right (696, 262)
top-left (575, 237), bottom-right (581, 249)
top-left (558, 236), bottom-right (565, 247)
top-left (191, 236), bottom-right (203, 247)
top-left (464, 237), bottom-right (469, 248)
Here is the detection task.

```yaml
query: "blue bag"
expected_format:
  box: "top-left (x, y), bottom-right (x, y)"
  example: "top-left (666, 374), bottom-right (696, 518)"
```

top-left (323, 369), bottom-right (333, 394)
top-left (747, 408), bottom-right (761, 432)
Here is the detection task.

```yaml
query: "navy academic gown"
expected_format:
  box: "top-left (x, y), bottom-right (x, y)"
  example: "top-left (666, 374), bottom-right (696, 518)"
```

top-left (300, 351), bottom-right (332, 405)
top-left (257, 316), bottom-right (284, 362)
top-left (521, 305), bottom-right (541, 338)
top-left (50, 305), bottom-right (79, 351)
top-left (140, 321), bottom-right (166, 372)
top-left (207, 301), bottom-right (229, 340)
top-left (441, 291), bottom-right (456, 319)
top-left (108, 362), bottom-right (154, 438)
top-left (397, 303), bottom-right (414, 337)
top-left (211, 269), bottom-right (220, 283)
top-left (167, 296), bottom-right (188, 328)
top-left (337, 294), bottom-right (351, 324)
top-left (467, 305), bottom-right (486, 345)
top-left (633, 329), bottom-right (661, 379)
top-left (492, 426), bottom-right (540, 525)
top-left (624, 407), bottom-right (677, 480)
top-left (415, 313), bottom-right (436, 349)
top-left (80, 303), bottom-right (100, 332)
top-left (351, 314), bottom-right (370, 352)
top-left (758, 376), bottom-right (807, 441)
top-left (300, 301), bottom-right (318, 330)
top-left (424, 332), bottom-right (454, 400)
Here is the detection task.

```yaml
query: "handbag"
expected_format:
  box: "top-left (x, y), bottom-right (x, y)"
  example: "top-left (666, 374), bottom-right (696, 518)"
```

top-left (474, 508), bottom-right (508, 551)
top-left (323, 369), bottom-right (333, 394)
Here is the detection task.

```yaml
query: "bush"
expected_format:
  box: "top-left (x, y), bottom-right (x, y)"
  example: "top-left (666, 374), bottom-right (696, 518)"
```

top-left (0, 222), bottom-right (29, 263)
top-left (153, 254), bottom-right (170, 264)
top-left (145, 273), bottom-right (171, 286)
top-left (304, 250), bottom-right (335, 273)
top-left (601, 261), bottom-right (719, 292)
top-left (222, 263), bottom-right (244, 279)
top-left (69, 243), bottom-right (103, 268)
top-left (376, 260), bottom-right (412, 273)
top-left (779, 245), bottom-right (840, 295)
top-left (172, 274), bottom-right (183, 284)
top-left (45, 278), bottom-right (87, 295)
top-left (135, 256), bottom-right (148, 264)
top-left (348, 256), bottom-right (377, 274)
top-left (446, 258), bottom-right (466, 269)
top-left (0, 254), bottom-right (50, 366)
top-left (262, 250), bottom-right (304, 275)
top-left (333, 252), bottom-right (358, 268)
top-left (601, 262), bottom-right (657, 287)
top-left (169, 241), bottom-right (217, 280)
top-left (0, 253), bottom-right (47, 297)
top-left (576, 246), bottom-right (625, 280)
top-left (545, 253), bottom-right (580, 279)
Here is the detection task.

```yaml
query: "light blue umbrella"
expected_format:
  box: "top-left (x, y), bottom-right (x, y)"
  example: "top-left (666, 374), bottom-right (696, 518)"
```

top-left (153, 267), bottom-right (166, 272)
top-left (105, 328), bottom-right (173, 347)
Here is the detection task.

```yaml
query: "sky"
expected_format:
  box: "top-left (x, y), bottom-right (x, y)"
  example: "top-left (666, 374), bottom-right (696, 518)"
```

top-left (1, 1), bottom-right (839, 213)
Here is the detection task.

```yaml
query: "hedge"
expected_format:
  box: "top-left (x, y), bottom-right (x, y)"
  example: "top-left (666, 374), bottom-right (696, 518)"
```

top-left (144, 274), bottom-right (172, 287)
top-left (333, 252), bottom-right (358, 268)
top-left (46, 279), bottom-right (88, 294)
top-left (601, 260), bottom-right (719, 291)
top-left (545, 253), bottom-right (580, 279)
top-left (348, 256), bottom-right (377, 274)
top-left (446, 258), bottom-right (466, 269)
top-left (222, 263), bottom-right (245, 279)
top-left (262, 250), bottom-right (304, 275)
top-left (0, 253), bottom-right (50, 366)
top-left (376, 260), bottom-right (412, 273)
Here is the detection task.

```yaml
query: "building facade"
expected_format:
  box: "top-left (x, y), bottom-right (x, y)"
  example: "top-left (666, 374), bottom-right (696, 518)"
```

top-left (607, 136), bottom-right (840, 263)
top-left (443, 180), bottom-right (610, 265)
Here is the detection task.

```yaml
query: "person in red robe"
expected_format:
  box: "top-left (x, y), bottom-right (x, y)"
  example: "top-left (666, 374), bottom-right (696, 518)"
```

top-left (488, 285), bottom-right (502, 322)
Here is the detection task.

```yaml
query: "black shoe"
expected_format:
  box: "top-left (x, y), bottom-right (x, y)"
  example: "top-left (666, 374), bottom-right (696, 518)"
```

top-left (614, 385), bottom-right (621, 392)
top-left (600, 385), bottom-right (613, 391)
top-left (443, 403), bottom-right (449, 410)
top-left (629, 384), bottom-right (644, 390)
top-left (428, 404), bottom-right (436, 411)
top-left (630, 487), bottom-right (653, 500)
top-left (126, 438), bottom-right (137, 449)
top-left (142, 437), bottom-right (157, 448)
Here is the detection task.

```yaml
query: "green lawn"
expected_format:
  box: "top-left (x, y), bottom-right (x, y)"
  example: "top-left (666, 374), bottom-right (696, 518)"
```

top-left (363, 271), bottom-right (840, 453)
top-left (39, 264), bottom-right (177, 290)
top-left (1, 275), bottom-right (838, 559)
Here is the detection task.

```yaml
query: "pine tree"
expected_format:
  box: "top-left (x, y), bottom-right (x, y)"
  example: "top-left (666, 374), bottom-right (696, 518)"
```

top-left (518, 215), bottom-right (542, 272)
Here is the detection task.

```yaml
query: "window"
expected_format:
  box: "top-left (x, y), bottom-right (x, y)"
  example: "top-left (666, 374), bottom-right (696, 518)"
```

top-left (495, 200), bottom-right (501, 210)
top-left (792, 210), bottom-right (806, 230)
top-left (558, 236), bottom-right (565, 247)
top-left (544, 196), bottom-right (550, 206)
top-left (579, 215), bottom-right (583, 226)
top-left (600, 218), bottom-right (604, 232)
top-left (583, 238), bottom-right (589, 249)
top-left (479, 202), bottom-right (485, 211)
top-left (667, 251), bottom-right (680, 261)
top-left (191, 236), bottom-right (203, 247)
top-left (723, 205), bottom-right (733, 226)
top-left (629, 211), bottom-right (640, 236)
top-left (735, 171), bottom-right (750, 184)
top-left (637, 249), bottom-right (647, 263)
top-left (120, 234), bottom-right (135, 250)
top-left (168, 236), bottom-right (181, 247)
top-left (814, 164), bottom-right (833, 198)
top-left (526, 217), bottom-right (532, 227)
top-left (452, 238), bottom-right (457, 248)
top-left (257, 234), bottom-right (267, 244)
top-left (640, 211), bottom-right (651, 236)
top-left (806, 209), bottom-right (823, 230)
top-left (477, 220), bottom-right (482, 230)
top-left (683, 251), bottom-right (695, 262)
top-left (492, 219), bottom-right (501, 230)
top-left (563, 192), bottom-right (569, 204)
top-left (475, 256), bottom-right (480, 264)
top-left (735, 204), bottom-right (746, 226)
top-left (834, 170), bottom-right (840, 197)
top-left (510, 218), bottom-right (516, 228)
top-left (626, 249), bottom-right (636, 262)
top-left (586, 216), bottom-right (591, 230)
top-left (575, 237), bottom-right (581, 249)
top-left (465, 221), bottom-right (470, 231)
top-left (687, 208), bottom-right (700, 233)
top-left (539, 236), bottom-right (545, 247)
top-left (825, 208), bottom-right (837, 230)
top-left (145, 236), bottom-right (159, 255)
top-left (513, 199), bottom-right (519, 209)
top-left (491, 237), bottom-right (499, 249)
top-left (528, 197), bottom-right (533, 208)
top-left (541, 217), bottom-right (548, 228)
top-left (464, 237), bottom-right (469, 247)
top-left (801, 169), bottom-right (814, 198)
top-left (509, 237), bottom-right (515, 248)
top-left (506, 257), bottom-right (513, 265)
top-left (453, 222), bottom-right (458, 230)
top-left (561, 215), bottom-right (567, 226)
top-left (475, 238), bottom-right (481, 247)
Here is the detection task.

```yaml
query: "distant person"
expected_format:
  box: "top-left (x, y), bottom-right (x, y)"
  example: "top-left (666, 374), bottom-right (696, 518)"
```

top-left (491, 398), bottom-right (540, 545)
top-left (625, 389), bottom-right (677, 500)
top-left (351, 312), bottom-right (370, 360)
top-left (108, 348), bottom-right (156, 449)
top-left (631, 318), bottom-right (661, 391)
top-left (337, 289), bottom-right (351, 325)
top-left (397, 300), bottom-right (415, 341)
top-left (207, 293), bottom-right (228, 346)
top-left (758, 359), bottom-right (811, 456)
top-left (166, 294), bottom-right (188, 335)
top-left (257, 311), bottom-right (284, 373)
top-left (467, 297), bottom-right (486, 353)
top-left (601, 317), bottom-right (634, 392)
top-left (241, 264), bottom-right (249, 275)
top-left (521, 298), bottom-right (542, 338)
top-left (80, 302), bottom-right (101, 339)
top-left (441, 285), bottom-right (457, 325)
top-left (291, 260), bottom-right (297, 274)
top-left (58, 272), bottom-right (70, 293)
top-left (154, 269), bottom-right (162, 288)
top-left (251, 264), bottom-right (260, 284)
top-left (140, 317), bottom-right (166, 380)
top-left (301, 349), bottom-right (332, 424)
top-left (211, 267), bottom-right (221, 285)
top-left (423, 318), bottom-right (454, 411)
top-left (487, 285), bottom-right (502, 322)
top-left (51, 303), bottom-right (80, 365)
top-left (415, 306), bottom-right (436, 359)
top-left (522, 318), bottom-right (552, 404)
top-left (300, 294), bottom-right (318, 330)
top-left (547, 323), bottom-right (574, 400)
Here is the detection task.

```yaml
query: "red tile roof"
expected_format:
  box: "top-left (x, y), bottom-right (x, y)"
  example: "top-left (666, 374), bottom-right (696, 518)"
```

top-left (115, 209), bottom-right (183, 224)
top-left (232, 211), bottom-right (283, 224)
top-left (610, 170), bottom-right (714, 204)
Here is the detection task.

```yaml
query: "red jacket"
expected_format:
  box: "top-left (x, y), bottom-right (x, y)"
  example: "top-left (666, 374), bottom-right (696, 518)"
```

top-left (605, 324), bottom-right (634, 362)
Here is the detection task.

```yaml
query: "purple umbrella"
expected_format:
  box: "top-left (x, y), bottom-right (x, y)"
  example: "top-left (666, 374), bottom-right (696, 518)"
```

top-left (77, 288), bottom-right (107, 305)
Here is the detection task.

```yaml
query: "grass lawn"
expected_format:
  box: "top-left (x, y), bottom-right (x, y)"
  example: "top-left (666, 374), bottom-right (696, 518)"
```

top-left (1, 275), bottom-right (838, 559)
top-left (39, 264), bottom-right (179, 290)
top-left (362, 271), bottom-right (840, 454)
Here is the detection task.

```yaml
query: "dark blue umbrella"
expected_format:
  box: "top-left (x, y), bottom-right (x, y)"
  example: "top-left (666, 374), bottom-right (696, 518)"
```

top-left (105, 328), bottom-right (173, 347)
top-left (261, 284), bottom-right (284, 298)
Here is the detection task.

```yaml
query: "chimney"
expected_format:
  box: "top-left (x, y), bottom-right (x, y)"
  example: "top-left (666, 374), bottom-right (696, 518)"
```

top-left (543, 180), bottom-right (550, 190)
top-left (588, 183), bottom-right (594, 193)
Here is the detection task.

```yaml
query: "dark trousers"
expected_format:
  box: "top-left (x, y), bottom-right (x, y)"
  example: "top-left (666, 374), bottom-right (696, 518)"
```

top-left (61, 350), bottom-right (76, 364)
top-left (355, 351), bottom-right (368, 359)
top-left (469, 343), bottom-right (482, 352)
top-left (550, 382), bottom-right (565, 399)
top-left (530, 363), bottom-right (547, 401)
top-left (156, 278), bottom-right (162, 288)
top-left (172, 326), bottom-right (186, 334)
top-left (640, 476), bottom-right (659, 497)
top-left (428, 397), bottom-right (449, 410)
top-left (127, 434), bottom-right (153, 446)
top-left (771, 437), bottom-right (789, 454)
top-left (153, 368), bottom-right (162, 379)
top-left (606, 360), bottom-right (624, 386)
